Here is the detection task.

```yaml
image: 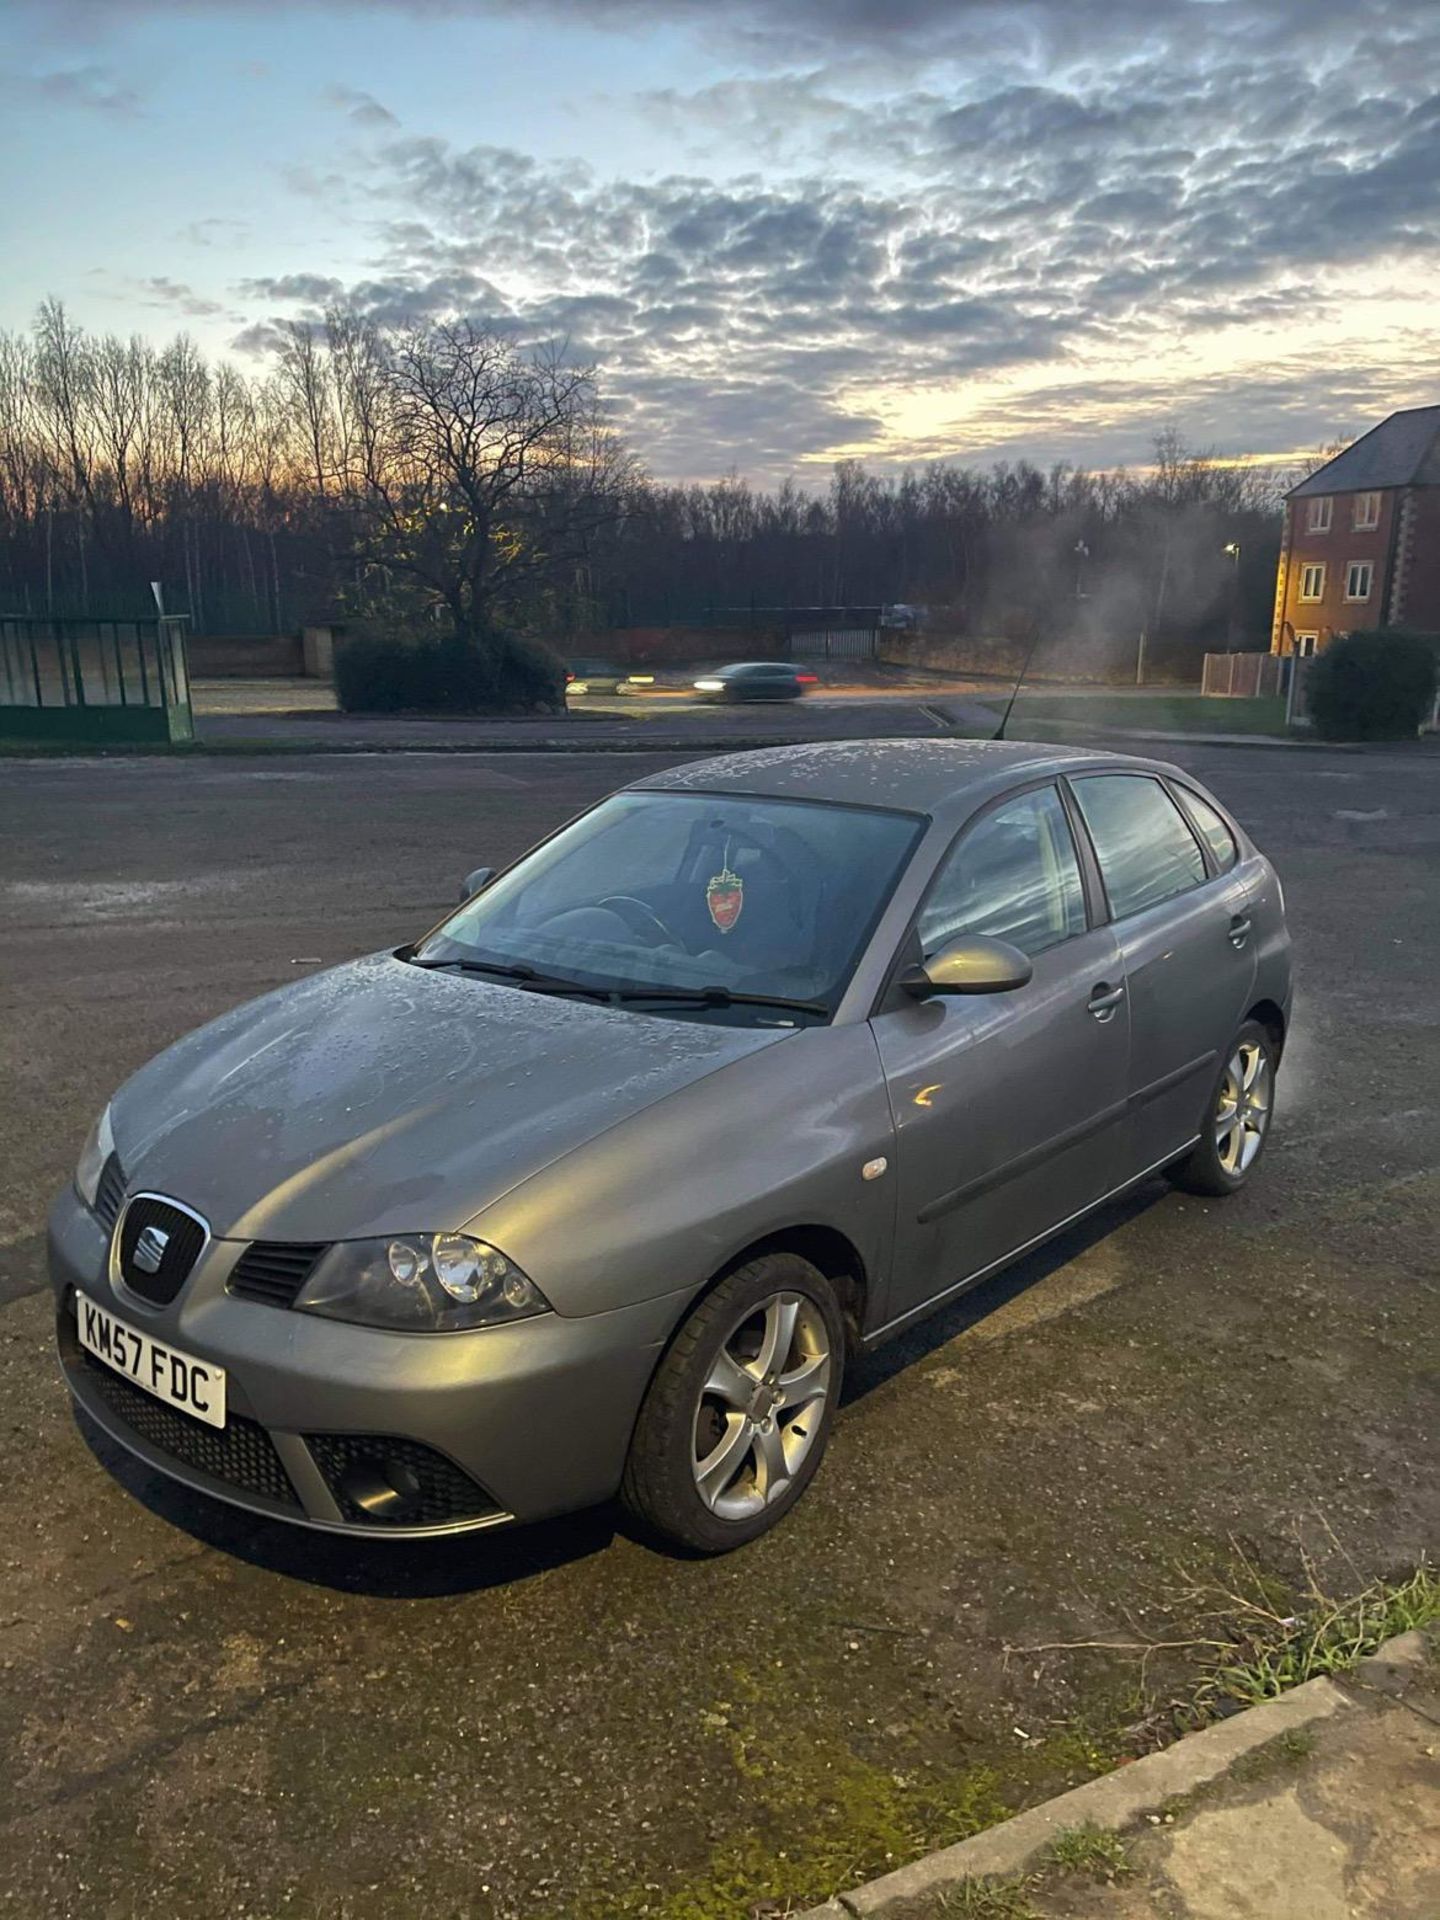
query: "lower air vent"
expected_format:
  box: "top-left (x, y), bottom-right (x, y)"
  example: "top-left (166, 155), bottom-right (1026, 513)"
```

top-left (74, 1346), bottom-right (300, 1509)
top-left (228, 1241), bottom-right (327, 1308)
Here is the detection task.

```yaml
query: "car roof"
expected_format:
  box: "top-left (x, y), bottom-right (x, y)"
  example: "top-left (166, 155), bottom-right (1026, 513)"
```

top-left (712, 660), bottom-right (795, 672)
top-left (631, 737), bottom-right (1164, 819)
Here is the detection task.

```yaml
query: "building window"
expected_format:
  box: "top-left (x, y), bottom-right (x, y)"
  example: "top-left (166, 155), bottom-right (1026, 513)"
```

top-left (1353, 492), bottom-right (1381, 531)
top-left (1298, 562), bottom-right (1326, 602)
top-left (1344, 560), bottom-right (1374, 602)
top-left (1294, 633), bottom-right (1319, 657)
top-left (1306, 497), bottom-right (1332, 532)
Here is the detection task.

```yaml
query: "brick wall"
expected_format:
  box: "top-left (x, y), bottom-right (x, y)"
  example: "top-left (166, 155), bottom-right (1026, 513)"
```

top-left (1390, 491), bottom-right (1440, 630)
top-left (187, 633), bottom-right (305, 677)
top-left (1275, 489), bottom-right (1397, 650)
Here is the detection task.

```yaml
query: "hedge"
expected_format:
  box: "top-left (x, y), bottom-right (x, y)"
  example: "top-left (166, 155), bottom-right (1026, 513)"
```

top-left (1307, 628), bottom-right (1437, 741)
top-left (334, 627), bottom-right (565, 715)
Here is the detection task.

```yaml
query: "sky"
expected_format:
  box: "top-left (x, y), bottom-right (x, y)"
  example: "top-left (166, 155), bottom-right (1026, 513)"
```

top-left (1, 0), bottom-right (1438, 484)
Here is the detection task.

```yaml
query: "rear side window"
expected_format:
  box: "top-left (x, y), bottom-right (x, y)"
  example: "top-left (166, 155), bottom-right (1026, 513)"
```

top-left (919, 785), bottom-right (1087, 959)
top-left (1072, 774), bottom-right (1206, 919)
top-left (1174, 788), bottom-right (1238, 873)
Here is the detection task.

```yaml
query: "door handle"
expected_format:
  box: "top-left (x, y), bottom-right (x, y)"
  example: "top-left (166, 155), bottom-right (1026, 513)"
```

top-left (1228, 914), bottom-right (1252, 949)
top-left (1087, 982), bottom-right (1126, 1022)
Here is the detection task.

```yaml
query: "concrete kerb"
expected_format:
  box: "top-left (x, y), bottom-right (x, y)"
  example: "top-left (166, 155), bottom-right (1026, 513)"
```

top-left (795, 1629), bottom-right (1433, 1919)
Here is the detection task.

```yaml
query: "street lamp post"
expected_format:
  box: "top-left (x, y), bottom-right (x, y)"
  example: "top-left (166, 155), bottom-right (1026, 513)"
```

top-left (1223, 541), bottom-right (1242, 650)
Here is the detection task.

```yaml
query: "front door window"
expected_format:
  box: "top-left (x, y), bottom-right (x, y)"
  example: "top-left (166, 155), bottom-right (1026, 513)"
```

top-left (918, 785), bottom-right (1088, 958)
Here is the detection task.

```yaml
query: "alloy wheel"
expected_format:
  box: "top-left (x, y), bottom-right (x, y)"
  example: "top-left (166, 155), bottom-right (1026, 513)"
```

top-left (691, 1291), bottom-right (831, 1520)
top-left (1215, 1039), bottom-right (1272, 1174)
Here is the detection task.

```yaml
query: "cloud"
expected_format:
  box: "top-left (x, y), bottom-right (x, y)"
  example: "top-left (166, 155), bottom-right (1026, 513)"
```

top-left (324, 82), bottom-right (398, 127)
top-left (12, 0), bottom-right (1438, 480)
top-left (0, 62), bottom-right (142, 113)
top-left (177, 215), bottom-right (251, 247)
top-left (244, 0), bottom-right (1434, 475)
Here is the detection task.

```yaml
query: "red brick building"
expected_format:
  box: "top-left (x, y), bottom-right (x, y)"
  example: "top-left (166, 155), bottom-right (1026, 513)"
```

top-left (1271, 404), bottom-right (1440, 655)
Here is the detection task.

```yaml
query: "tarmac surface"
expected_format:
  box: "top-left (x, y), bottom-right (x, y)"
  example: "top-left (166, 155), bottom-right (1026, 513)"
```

top-left (1, 735), bottom-right (1436, 1918)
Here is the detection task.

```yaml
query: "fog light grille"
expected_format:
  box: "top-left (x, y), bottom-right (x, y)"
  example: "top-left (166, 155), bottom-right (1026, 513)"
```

top-left (305, 1432), bottom-right (501, 1528)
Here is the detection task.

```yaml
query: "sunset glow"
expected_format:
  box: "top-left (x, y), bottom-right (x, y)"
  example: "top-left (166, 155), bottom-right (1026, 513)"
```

top-left (2, 0), bottom-right (1436, 483)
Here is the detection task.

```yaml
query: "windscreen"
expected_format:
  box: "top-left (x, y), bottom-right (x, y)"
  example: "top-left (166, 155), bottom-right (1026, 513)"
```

top-left (417, 790), bottom-right (923, 1017)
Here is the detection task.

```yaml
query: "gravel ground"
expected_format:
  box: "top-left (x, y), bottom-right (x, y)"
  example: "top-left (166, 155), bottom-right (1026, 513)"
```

top-left (0, 739), bottom-right (1435, 1919)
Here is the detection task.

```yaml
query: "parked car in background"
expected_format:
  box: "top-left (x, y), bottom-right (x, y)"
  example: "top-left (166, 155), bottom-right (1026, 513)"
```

top-left (693, 661), bottom-right (818, 702)
top-left (565, 657), bottom-right (653, 694)
top-left (52, 741), bottom-right (1289, 1556)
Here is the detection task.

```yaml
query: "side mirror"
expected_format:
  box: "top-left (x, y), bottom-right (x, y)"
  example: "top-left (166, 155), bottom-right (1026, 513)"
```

top-left (899, 934), bottom-right (1033, 998)
top-left (458, 866), bottom-right (494, 903)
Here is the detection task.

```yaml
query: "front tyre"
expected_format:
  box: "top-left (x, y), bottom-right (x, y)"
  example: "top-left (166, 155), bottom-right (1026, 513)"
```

top-left (1168, 1019), bottom-right (1278, 1197)
top-left (621, 1253), bottom-right (845, 1554)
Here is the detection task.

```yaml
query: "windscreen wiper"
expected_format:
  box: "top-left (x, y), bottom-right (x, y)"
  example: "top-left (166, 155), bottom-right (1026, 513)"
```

top-left (406, 955), bottom-right (607, 996)
top-left (407, 956), bottom-right (827, 1018)
top-left (601, 985), bottom-right (830, 1017)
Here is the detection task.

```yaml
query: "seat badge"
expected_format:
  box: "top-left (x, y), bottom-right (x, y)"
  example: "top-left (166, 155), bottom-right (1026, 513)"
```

top-left (132, 1225), bottom-right (170, 1273)
top-left (706, 860), bottom-right (744, 934)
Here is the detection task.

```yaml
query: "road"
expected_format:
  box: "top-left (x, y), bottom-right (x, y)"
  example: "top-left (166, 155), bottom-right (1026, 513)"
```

top-left (1, 739), bottom-right (1436, 1918)
top-left (190, 672), bottom-right (1004, 749)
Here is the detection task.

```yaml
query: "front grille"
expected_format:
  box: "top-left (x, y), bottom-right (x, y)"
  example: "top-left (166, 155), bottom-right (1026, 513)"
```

top-left (306, 1432), bottom-right (501, 1528)
top-left (117, 1196), bottom-right (207, 1308)
top-left (228, 1241), bottom-right (327, 1308)
top-left (74, 1346), bottom-right (301, 1509)
top-left (93, 1154), bottom-right (127, 1232)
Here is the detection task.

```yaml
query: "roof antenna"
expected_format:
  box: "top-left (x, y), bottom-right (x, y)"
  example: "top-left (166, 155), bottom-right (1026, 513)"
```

top-left (994, 626), bottom-right (1043, 741)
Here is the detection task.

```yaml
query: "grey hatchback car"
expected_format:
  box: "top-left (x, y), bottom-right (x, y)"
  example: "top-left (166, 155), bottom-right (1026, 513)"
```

top-left (51, 741), bottom-right (1291, 1553)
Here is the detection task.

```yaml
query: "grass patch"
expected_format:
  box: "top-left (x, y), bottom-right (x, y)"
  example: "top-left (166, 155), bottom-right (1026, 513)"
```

top-left (1229, 1727), bottom-right (1318, 1784)
top-left (933, 1879), bottom-right (1044, 1917)
top-left (976, 691), bottom-right (1290, 738)
top-left (1042, 1823), bottom-right (1132, 1881)
top-left (1195, 1561), bottom-right (1440, 1712)
top-left (574, 1669), bottom-right (1017, 1920)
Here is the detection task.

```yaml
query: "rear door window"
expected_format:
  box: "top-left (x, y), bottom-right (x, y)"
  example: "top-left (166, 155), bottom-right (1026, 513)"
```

top-left (1072, 774), bottom-right (1207, 919)
top-left (1174, 787), bottom-right (1239, 873)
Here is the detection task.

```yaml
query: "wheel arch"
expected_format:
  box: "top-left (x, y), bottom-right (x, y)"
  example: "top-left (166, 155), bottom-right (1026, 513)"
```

top-left (1245, 997), bottom-right (1287, 1060)
top-left (646, 1223), bottom-right (870, 1374)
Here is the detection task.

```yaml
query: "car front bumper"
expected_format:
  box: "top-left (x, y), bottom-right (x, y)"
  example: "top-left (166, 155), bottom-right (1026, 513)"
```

top-left (49, 1186), bottom-right (687, 1537)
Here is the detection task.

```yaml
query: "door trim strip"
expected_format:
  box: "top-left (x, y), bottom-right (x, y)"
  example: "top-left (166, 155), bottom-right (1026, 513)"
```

top-left (914, 1049), bottom-right (1218, 1227)
top-left (1132, 1048), bottom-right (1217, 1108)
top-left (916, 1098), bottom-right (1128, 1224)
top-left (869, 1137), bottom-right (1202, 1347)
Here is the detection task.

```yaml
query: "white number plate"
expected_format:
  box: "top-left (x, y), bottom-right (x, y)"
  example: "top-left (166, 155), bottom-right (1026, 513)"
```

top-left (76, 1296), bottom-right (227, 1430)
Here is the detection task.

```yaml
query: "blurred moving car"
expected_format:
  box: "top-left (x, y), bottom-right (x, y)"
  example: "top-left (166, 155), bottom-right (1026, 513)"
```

top-left (565, 658), bottom-right (654, 695)
top-left (693, 662), bottom-right (818, 702)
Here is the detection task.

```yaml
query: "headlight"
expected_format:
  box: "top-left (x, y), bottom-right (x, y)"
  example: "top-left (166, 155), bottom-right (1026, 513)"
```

top-left (75, 1105), bottom-right (115, 1210)
top-left (293, 1233), bottom-right (551, 1332)
top-left (694, 679), bottom-right (723, 691)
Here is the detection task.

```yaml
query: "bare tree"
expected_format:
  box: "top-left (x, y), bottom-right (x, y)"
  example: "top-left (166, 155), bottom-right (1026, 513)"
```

top-left (328, 314), bottom-right (638, 675)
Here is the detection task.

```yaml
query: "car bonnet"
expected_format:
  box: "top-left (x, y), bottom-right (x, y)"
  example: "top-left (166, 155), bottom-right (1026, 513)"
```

top-left (109, 953), bottom-right (793, 1241)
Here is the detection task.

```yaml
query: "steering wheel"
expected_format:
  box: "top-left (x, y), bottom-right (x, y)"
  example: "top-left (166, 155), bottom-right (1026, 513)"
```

top-left (598, 895), bottom-right (682, 947)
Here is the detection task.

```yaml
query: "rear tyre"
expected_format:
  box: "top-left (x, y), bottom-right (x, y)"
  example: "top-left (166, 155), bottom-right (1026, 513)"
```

top-left (621, 1253), bottom-right (845, 1554)
top-left (1168, 1019), bottom-right (1278, 1197)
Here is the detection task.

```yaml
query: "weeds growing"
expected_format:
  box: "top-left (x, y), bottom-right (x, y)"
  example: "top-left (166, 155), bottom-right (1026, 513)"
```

top-left (1042, 1823), bottom-right (1133, 1880)
top-left (1192, 1560), bottom-right (1439, 1712)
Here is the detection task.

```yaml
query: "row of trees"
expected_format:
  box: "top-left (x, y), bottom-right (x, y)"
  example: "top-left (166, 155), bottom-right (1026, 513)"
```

top-left (0, 303), bottom-right (1287, 696)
